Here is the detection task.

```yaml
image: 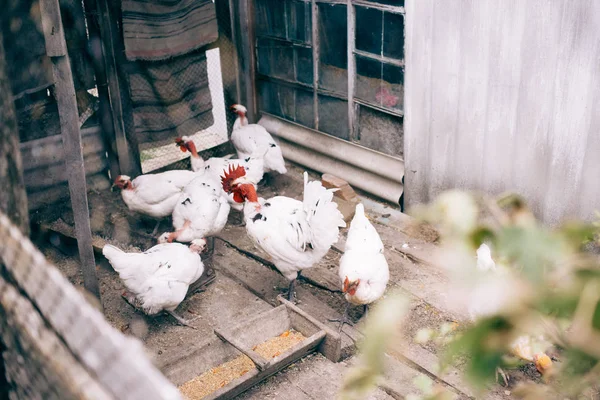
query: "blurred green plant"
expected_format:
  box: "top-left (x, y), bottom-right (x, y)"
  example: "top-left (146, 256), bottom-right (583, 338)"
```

top-left (340, 190), bottom-right (600, 399)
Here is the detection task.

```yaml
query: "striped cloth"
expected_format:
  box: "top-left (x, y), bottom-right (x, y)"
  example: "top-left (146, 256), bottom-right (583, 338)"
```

top-left (121, 0), bottom-right (218, 61)
top-left (127, 51), bottom-right (214, 144)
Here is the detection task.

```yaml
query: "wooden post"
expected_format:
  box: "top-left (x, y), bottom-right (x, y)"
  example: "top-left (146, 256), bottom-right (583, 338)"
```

top-left (0, 32), bottom-right (29, 236)
top-left (236, 0), bottom-right (258, 122)
top-left (95, 0), bottom-right (142, 177)
top-left (39, 0), bottom-right (101, 302)
top-left (0, 24), bottom-right (28, 400)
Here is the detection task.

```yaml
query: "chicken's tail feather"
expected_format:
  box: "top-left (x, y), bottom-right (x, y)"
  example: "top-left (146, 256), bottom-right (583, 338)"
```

top-left (303, 172), bottom-right (346, 251)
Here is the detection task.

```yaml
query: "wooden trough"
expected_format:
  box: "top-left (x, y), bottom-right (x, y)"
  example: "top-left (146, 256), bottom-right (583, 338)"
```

top-left (164, 297), bottom-right (341, 400)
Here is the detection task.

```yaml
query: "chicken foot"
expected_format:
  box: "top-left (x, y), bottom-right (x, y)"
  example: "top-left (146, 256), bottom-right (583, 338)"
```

top-left (496, 367), bottom-right (509, 387)
top-left (328, 303), bottom-right (354, 333)
top-left (121, 292), bottom-right (198, 329)
top-left (151, 220), bottom-right (161, 237)
top-left (164, 310), bottom-right (199, 330)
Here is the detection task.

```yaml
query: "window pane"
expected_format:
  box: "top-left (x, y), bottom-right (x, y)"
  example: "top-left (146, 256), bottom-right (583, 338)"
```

top-left (257, 38), bottom-right (295, 81)
top-left (289, 1), bottom-right (311, 43)
top-left (383, 12), bottom-right (404, 59)
top-left (318, 4), bottom-right (347, 93)
top-left (256, 0), bottom-right (287, 38)
top-left (318, 95), bottom-right (349, 140)
top-left (382, 63), bottom-right (404, 111)
top-left (296, 89), bottom-right (315, 129)
top-left (355, 55), bottom-right (403, 112)
top-left (355, 6), bottom-right (383, 55)
top-left (356, 105), bottom-right (403, 157)
top-left (258, 80), bottom-right (314, 128)
top-left (258, 80), bottom-right (295, 120)
top-left (355, 55), bottom-right (382, 104)
top-left (296, 47), bottom-right (314, 85)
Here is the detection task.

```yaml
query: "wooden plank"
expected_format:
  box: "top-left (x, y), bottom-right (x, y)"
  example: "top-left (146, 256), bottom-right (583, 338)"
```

top-left (347, 0), bottom-right (356, 140)
top-left (39, 0), bottom-right (68, 57)
top-left (236, 0), bottom-right (258, 122)
top-left (479, 1), bottom-right (525, 195)
top-left (20, 126), bottom-right (104, 172)
top-left (27, 172), bottom-right (110, 211)
top-left (0, 30), bottom-right (30, 235)
top-left (424, 1), bottom-right (461, 200)
top-left (24, 153), bottom-right (108, 191)
top-left (95, 0), bottom-right (141, 177)
top-left (214, 329), bottom-right (270, 371)
top-left (40, 0), bottom-right (100, 301)
top-left (311, 0), bottom-right (320, 129)
top-left (451, 1), bottom-right (491, 191)
top-left (403, 0), bottom-right (434, 209)
top-left (542, 1), bottom-right (600, 224)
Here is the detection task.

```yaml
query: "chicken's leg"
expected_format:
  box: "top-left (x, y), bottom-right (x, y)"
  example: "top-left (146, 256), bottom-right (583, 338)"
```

top-left (496, 367), bottom-right (509, 387)
top-left (287, 279), bottom-right (297, 302)
top-left (151, 220), bottom-right (161, 237)
top-left (363, 304), bottom-right (369, 319)
top-left (328, 303), bottom-right (353, 333)
top-left (165, 310), bottom-right (198, 330)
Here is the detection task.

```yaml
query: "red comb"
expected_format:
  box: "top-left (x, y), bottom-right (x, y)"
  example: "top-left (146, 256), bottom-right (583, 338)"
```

top-left (221, 164), bottom-right (246, 193)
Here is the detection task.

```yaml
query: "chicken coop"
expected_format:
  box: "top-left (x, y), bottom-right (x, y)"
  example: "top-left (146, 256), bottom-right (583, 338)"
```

top-left (0, 0), bottom-right (407, 398)
top-left (4, 0), bottom-right (598, 398)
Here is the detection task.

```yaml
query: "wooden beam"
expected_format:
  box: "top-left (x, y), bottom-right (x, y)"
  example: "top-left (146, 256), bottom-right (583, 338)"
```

top-left (236, 0), bottom-right (258, 122)
top-left (0, 30), bottom-right (29, 236)
top-left (347, 0), bottom-right (356, 140)
top-left (40, 0), bottom-right (101, 302)
top-left (94, 0), bottom-right (141, 177)
top-left (81, 0), bottom-right (120, 181)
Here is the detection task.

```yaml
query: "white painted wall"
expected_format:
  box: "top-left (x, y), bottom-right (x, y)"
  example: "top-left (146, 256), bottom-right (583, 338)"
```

top-left (404, 0), bottom-right (600, 224)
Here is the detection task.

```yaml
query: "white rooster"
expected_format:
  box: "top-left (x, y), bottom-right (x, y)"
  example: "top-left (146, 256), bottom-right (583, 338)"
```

top-left (112, 170), bottom-right (196, 235)
top-left (331, 203), bottom-right (389, 330)
top-left (158, 174), bottom-right (230, 246)
top-left (221, 165), bottom-right (345, 301)
top-left (471, 243), bottom-right (553, 385)
top-left (229, 104), bottom-right (287, 182)
top-left (102, 240), bottom-right (207, 328)
top-left (175, 136), bottom-right (265, 212)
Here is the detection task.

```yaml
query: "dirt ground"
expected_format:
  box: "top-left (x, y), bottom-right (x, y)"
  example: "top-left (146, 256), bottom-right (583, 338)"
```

top-left (31, 162), bottom-right (549, 399)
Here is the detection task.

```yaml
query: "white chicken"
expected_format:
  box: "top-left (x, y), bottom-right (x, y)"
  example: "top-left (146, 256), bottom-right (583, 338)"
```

top-left (471, 243), bottom-right (553, 385)
top-left (158, 174), bottom-right (230, 246)
top-left (221, 165), bottom-right (345, 301)
top-left (112, 170), bottom-right (196, 235)
top-left (175, 136), bottom-right (265, 212)
top-left (332, 203), bottom-right (389, 330)
top-left (102, 240), bottom-right (206, 328)
top-left (229, 104), bottom-right (287, 179)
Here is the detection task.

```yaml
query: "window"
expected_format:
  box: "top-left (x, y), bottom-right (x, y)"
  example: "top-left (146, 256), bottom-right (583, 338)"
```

top-left (254, 0), bottom-right (405, 158)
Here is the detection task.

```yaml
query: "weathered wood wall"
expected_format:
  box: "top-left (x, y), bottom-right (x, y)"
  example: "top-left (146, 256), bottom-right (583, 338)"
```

top-left (404, 0), bottom-right (600, 225)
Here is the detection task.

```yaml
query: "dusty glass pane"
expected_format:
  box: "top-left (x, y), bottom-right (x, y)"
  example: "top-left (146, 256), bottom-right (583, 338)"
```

top-left (257, 38), bottom-right (295, 81)
top-left (256, 0), bottom-right (287, 38)
top-left (355, 105), bottom-right (403, 157)
top-left (355, 6), bottom-right (383, 55)
top-left (296, 89), bottom-right (315, 128)
top-left (296, 47), bottom-right (314, 85)
top-left (383, 12), bottom-right (404, 59)
top-left (355, 56), bottom-right (403, 112)
top-left (258, 81), bottom-right (314, 128)
top-left (318, 4), bottom-right (348, 94)
top-left (355, 55), bottom-right (382, 104)
top-left (288, 1), bottom-right (311, 43)
top-left (258, 80), bottom-right (296, 121)
top-left (318, 95), bottom-right (349, 140)
top-left (382, 63), bottom-right (404, 111)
